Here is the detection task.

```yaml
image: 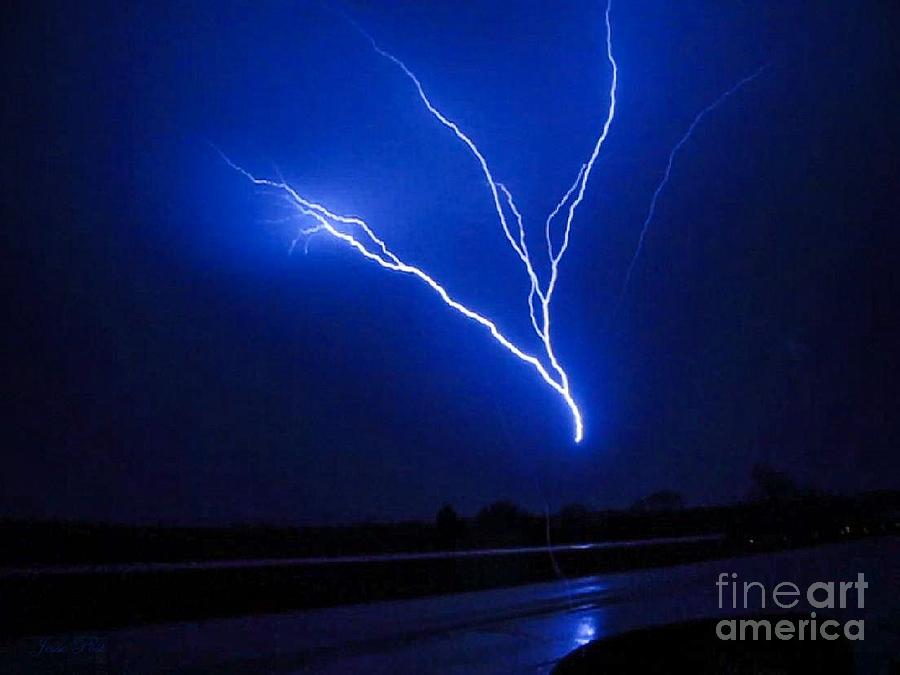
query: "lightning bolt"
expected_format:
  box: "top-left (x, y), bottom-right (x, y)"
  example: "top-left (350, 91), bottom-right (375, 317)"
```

top-left (223, 2), bottom-right (620, 443)
top-left (221, 151), bottom-right (585, 441)
top-left (612, 63), bottom-right (771, 318)
top-left (224, 3), bottom-right (764, 444)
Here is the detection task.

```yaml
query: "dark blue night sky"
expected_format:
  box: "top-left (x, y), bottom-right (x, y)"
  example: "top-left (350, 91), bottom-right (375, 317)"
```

top-left (4, 1), bottom-right (898, 524)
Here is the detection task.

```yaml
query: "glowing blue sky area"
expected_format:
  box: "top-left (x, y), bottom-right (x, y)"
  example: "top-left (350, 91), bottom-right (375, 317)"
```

top-left (3, 0), bottom-right (899, 524)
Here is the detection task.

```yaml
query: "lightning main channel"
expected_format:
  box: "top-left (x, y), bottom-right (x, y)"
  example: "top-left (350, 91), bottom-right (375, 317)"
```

top-left (222, 154), bottom-right (584, 441)
top-left (226, 2), bottom-right (621, 442)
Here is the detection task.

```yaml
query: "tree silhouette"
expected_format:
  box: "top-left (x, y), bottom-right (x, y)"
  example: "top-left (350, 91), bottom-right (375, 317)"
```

top-left (750, 463), bottom-right (798, 501)
top-left (631, 490), bottom-right (685, 513)
top-left (435, 504), bottom-right (464, 544)
top-left (476, 501), bottom-right (529, 531)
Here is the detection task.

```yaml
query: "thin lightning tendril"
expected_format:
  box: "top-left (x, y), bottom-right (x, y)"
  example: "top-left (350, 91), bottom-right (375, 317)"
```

top-left (612, 63), bottom-right (771, 318)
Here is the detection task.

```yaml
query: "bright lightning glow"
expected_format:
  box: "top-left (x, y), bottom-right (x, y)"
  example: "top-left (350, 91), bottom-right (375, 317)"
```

top-left (221, 153), bottom-right (584, 440)
top-left (613, 64), bottom-right (771, 317)
top-left (224, 2), bottom-right (622, 443)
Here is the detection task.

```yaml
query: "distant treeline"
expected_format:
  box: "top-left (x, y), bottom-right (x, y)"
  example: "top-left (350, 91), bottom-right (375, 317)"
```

top-left (1, 484), bottom-right (898, 635)
top-left (1, 488), bottom-right (897, 566)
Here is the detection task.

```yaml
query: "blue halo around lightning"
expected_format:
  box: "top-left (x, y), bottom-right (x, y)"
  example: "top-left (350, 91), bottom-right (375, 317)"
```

top-left (224, 1), bottom-right (765, 444)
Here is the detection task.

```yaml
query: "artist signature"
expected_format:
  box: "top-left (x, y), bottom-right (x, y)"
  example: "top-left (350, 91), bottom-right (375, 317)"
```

top-left (37, 636), bottom-right (107, 655)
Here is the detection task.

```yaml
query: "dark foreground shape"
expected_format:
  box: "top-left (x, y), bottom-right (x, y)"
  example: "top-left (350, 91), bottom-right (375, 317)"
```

top-left (553, 615), bottom-right (855, 674)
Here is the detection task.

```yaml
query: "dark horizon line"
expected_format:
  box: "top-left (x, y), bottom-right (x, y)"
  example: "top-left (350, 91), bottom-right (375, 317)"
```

top-left (1, 486), bottom-right (896, 531)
